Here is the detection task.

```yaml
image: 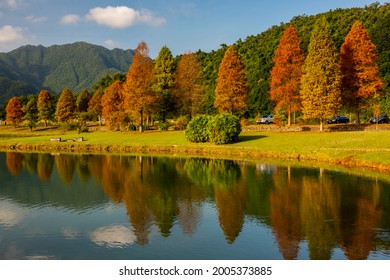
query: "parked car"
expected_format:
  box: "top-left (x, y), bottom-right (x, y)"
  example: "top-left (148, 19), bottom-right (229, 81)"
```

top-left (327, 115), bottom-right (349, 124)
top-left (257, 114), bottom-right (274, 124)
top-left (370, 114), bottom-right (389, 124)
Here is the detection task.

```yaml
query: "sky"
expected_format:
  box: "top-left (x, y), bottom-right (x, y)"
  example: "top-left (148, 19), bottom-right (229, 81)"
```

top-left (0, 0), bottom-right (387, 57)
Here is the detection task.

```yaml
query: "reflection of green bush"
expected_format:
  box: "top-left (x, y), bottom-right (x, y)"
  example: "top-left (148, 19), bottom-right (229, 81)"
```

top-left (208, 114), bottom-right (241, 144)
top-left (185, 115), bottom-right (212, 143)
top-left (184, 158), bottom-right (241, 190)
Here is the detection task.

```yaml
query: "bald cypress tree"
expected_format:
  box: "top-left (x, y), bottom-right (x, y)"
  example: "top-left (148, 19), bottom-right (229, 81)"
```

top-left (270, 25), bottom-right (305, 126)
top-left (56, 88), bottom-right (76, 123)
top-left (300, 17), bottom-right (341, 131)
top-left (340, 21), bottom-right (384, 124)
top-left (214, 46), bottom-right (248, 115)
top-left (123, 41), bottom-right (155, 132)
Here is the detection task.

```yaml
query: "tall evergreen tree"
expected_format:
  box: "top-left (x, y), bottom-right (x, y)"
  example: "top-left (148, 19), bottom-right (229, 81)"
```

top-left (214, 46), bottom-right (248, 115)
top-left (37, 90), bottom-right (54, 127)
top-left (6, 96), bottom-right (24, 127)
top-left (23, 95), bottom-right (38, 131)
top-left (300, 17), bottom-right (342, 132)
top-left (270, 25), bottom-right (305, 126)
top-left (153, 45), bottom-right (175, 123)
top-left (173, 52), bottom-right (205, 119)
top-left (124, 41), bottom-right (155, 132)
top-left (76, 89), bottom-right (91, 113)
top-left (56, 88), bottom-right (76, 123)
top-left (340, 21), bottom-right (384, 124)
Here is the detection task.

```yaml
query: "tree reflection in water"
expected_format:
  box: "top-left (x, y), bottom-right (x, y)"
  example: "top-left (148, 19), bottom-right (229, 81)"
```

top-left (2, 151), bottom-right (390, 259)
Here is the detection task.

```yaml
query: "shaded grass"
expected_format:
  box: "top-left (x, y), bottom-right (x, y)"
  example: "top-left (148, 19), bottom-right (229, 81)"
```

top-left (1, 126), bottom-right (390, 171)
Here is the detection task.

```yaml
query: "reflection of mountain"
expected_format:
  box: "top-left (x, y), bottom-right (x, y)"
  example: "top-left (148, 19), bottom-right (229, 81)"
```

top-left (0, 153), bottom-right (107, 211)
top-left (1, 152), bottom-right (390, 259)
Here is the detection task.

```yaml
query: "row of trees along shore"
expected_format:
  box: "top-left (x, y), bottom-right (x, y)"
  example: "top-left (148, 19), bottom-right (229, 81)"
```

top-left (3, 17), bottom-right (386, 132)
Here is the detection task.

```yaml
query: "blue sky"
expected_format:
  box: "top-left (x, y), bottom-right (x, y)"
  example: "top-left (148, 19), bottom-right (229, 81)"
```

top-left (0, 0), bottom-right (386, 57)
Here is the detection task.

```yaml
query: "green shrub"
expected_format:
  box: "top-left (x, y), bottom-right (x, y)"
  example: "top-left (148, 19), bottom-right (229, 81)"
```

top-left (176, 115), bottom-right (190, 130)
top-left (158, 121), bottom-right (169, 131)
top-left (185, 115), bottom-right (212, 143)
top-left (208, 113), bottom-right (241, 144)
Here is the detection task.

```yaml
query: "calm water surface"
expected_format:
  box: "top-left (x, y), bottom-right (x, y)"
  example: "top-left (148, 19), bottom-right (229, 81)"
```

top-left (0, 152), bottom-right (389, 260)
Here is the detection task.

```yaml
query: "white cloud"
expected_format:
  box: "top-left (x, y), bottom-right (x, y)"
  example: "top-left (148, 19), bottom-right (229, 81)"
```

top-left (2, 0), bottom-right (23, 9)
top-left (25, 15), bottom-right (47, 23)
top-left (0, 25), bottom-right (24, 43)
top-left (85, 6), bottom-right (166, 28)
top-left (104, 39), bottom-right (120, 48)
top-left (60, 14), bottom-right (81, 25)
top-left (89, 225), bottom-right (136, 248)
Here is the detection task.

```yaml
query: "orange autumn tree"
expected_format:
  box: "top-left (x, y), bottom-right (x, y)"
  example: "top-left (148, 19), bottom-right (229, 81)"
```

top-left (173, 52), bottom-right (205, 119)
top-left (214, 46), bottom-right (248, 115)
top-left (124, 41), bottom-right (155, 132)
top-left (270, 25), bottom-right (305, 126)
top-left (340, 21), bottom-right (384, 124)
top-left (101, 80), bottom-right (125, 130)
top-left (6, 96), bottom-right (24, 127)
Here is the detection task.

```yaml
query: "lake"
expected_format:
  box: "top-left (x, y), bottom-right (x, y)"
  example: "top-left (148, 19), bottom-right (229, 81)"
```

top-left (0, 151), bottom-right (389, 260)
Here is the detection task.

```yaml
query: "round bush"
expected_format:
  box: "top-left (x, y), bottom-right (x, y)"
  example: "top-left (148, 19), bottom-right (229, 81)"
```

top-left (185, 115), bottom-right (212, 143)
top-left (208, 113), bottom-right (241, 144)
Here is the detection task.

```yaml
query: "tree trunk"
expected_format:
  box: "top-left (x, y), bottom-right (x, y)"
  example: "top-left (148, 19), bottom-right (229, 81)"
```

top-left (320, 119), bottom-right (324, 132)
top-left (287, 111), bottom-right (291, 127)
top-left (355, 109), bottom-right (360, 125)
top-left (139, 109), bottom-right (144, 132)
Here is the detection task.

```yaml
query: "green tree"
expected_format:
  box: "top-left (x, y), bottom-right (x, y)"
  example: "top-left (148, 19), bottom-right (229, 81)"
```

top-left (23, 95), bottom-right (38, 131)
top-left (76, 89), bottom-right (91, 113)
top-left (56, 88), bottom-right (76, 123)
top-left (300, 17), bottom-right (342, 131)
top-left (153, 45), bottom-right (176, 123)
top-left (6, 96), bottom-right (24, 127)
top-left (214, 46), bottom-right (248, 115)
top-left (37, 90), bottom-right (54, 127)
top-left (340, 21), bottom-right (385, 124)
top-left (270, 25), bottom-right (305, 126)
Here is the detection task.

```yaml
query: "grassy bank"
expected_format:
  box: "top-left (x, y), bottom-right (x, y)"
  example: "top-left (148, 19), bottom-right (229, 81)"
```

top-left (1, 126), bottom-right (390, 171)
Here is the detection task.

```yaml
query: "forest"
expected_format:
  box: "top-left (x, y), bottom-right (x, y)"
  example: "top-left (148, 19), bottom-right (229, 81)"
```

top-left (1, 2), bottom-right (389, 130)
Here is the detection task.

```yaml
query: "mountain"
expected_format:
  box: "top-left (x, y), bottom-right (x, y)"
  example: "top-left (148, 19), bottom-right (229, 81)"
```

top-left (0, 42), bottom-right (133, 105)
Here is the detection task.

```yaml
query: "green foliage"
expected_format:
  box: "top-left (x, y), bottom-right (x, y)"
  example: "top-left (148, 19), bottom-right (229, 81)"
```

top-left (197, 3), bottom-right (390, 117)
top-left (185, 115), bottom-right (212, 143)
top-left (158, 121), bottom-right (170, 131)
top-left (23, 95), bottom-right (38, 131)
top-left (0, 42), bottom-right (133, 105)
top-left (208, 113), bottom-right (242, 144)
top-left (153, 46), bottom-right (176, 122)
top-left (76, 89), bottom-right (91, 112)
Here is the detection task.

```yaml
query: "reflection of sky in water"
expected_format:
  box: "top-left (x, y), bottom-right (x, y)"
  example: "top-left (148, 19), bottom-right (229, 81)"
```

top-left (0, 199), bottom-right (24, 227)
top-left (89, 225), bottom-right (136, 248)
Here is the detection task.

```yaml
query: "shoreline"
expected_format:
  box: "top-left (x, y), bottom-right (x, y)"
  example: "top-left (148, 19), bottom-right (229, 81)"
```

top-left (1, 139), bottom-right (390, 173)
top-left (1, 127), bottom-right (390, 173)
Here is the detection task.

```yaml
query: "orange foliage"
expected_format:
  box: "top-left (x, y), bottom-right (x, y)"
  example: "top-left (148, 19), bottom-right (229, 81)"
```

top-left (214, 46), bottom-right (248, 115)
top-left (6, 96), bottom-right (24, 127)
top-left (101, 80), bottom-right (125, 130)
top-left (270, 25), bottom-right (304, 126)
top-left (123, 41), bottom-right (155, 131)
top-left (340, 21), bottom-right (384, 123)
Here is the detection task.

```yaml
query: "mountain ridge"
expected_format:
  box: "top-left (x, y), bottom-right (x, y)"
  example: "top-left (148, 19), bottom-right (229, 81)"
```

top-left (0, 41), bottom-right (134, 104)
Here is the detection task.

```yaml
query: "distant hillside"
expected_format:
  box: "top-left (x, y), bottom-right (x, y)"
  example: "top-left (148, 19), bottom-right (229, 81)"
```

top-left (0, 42), bottom-right (133, 105)
top-left (197, 2), bottom-right (390, 116)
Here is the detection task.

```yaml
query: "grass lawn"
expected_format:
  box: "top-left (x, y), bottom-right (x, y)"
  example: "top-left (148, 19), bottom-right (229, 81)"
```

top-left (1, 126), bottom-right (390, 170)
